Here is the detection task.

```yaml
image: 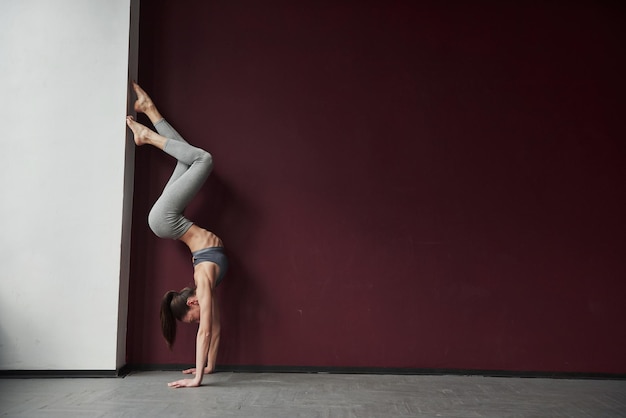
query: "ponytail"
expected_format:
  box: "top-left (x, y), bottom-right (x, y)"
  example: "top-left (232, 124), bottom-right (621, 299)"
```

top-left (160, 291), bottom-right (178, 349)
top-left (159, 287), bottom-right (197, 349)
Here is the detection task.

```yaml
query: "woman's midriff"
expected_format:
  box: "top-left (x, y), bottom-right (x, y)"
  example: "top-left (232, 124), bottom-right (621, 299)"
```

top-left (180, 224), bottom-right (223, 252)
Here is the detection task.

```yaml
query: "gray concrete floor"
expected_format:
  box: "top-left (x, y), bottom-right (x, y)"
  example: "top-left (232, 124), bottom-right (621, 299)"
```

top-left (1, 371), bottom-right (625, 417)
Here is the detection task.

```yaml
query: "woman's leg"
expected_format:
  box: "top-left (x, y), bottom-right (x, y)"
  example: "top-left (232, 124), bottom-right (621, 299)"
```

top-left (132, 82), bottom-right (190, 188)
top-left (155, 120), bottom-right (192, 190)
top-left (132, 82), bottom-right (187, 144)
top-left (126, 116), bottom-right (213, 239)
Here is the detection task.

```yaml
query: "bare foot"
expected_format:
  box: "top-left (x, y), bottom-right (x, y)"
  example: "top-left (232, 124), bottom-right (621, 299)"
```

top-left (132, 81), bottom-right (156, 114)
top-left (126, 115), bottom-right (151, 146)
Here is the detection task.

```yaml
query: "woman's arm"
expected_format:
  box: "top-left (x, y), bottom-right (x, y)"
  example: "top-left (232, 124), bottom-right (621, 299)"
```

top-left (168, 270), bottom-right (214, 388)
top-left (193, 275), bottom-right (213, 384)
top-left (182, 293), bottom-right (220, 375)
top-left (206, 295), bottom-right (221, 372)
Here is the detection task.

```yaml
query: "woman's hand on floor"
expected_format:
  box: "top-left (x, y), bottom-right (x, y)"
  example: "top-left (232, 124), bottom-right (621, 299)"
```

top-left (168, 378), bottom-right (201, 388)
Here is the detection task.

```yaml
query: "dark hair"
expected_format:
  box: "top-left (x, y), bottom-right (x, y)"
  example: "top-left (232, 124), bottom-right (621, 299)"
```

top-left (160, 287), bottom-right (196, 349)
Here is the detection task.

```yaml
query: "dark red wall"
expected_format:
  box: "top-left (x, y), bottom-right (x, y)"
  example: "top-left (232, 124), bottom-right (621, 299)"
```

top-left (127, 1), bottom-right (626, 373)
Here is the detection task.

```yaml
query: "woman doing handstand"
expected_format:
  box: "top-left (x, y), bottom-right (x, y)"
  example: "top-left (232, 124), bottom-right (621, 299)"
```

top-left (126, 82), bottom-right (227, 389)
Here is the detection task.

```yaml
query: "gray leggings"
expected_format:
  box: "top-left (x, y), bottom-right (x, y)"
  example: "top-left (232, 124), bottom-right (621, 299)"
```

top-left (147, 119), bottom-right (213, 239)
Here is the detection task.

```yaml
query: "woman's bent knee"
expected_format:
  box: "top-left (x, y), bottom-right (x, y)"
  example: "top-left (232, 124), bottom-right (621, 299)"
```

top-left (199, 150), bottom-right (213, 170)
top-left (148, 206), bottom-right (178, 239)
top-left (148, 206), bottom-right (192, 240)
top-left (148, 208), bottom-right (171, 238)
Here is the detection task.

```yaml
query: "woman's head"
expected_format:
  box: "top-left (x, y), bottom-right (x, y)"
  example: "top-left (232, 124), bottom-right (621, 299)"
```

top-left (160, 287), bottom-right (198, 348)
